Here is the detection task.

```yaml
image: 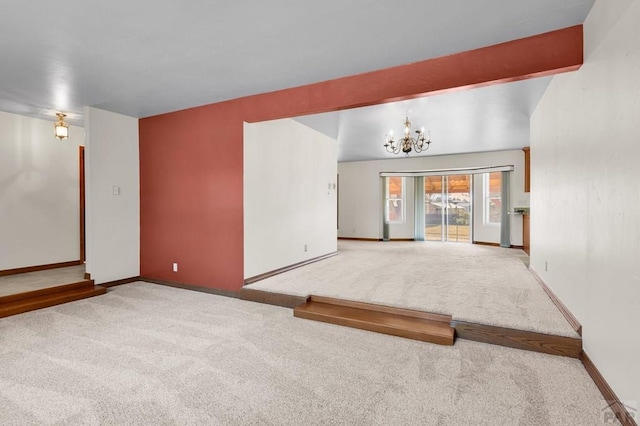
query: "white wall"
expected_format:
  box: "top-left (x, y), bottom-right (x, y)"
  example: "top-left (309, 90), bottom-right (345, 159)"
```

top-left (530, 0), bottom-right (639, 405)
top-left (244, 119), bottom-right (337, 278)
top-left (338, 150), bottom-right (527, 244)
top-left (84, 107), bottom-right (140, 284)
top-left (0, 111), bottom-right (82, 270)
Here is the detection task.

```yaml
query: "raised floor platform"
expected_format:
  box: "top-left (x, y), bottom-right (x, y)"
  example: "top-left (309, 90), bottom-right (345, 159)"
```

top-left (0, 280), bottom-right (106, 318)
top-left (241, 288), bottom-right (582, 358)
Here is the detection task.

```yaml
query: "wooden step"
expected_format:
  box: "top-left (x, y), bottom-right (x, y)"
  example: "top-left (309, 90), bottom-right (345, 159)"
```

top-left (0, 280), bottom-right (106, 318)
top-left (294, 296), bottom-right (455, 346)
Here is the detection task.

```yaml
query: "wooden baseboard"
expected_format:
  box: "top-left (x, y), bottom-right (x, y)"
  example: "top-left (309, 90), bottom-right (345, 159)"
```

top-left (472, 242), bottom-right (525, 250)
top-left (338, 238), bottom-right (416, 242)
top-left (243, 252), bottom-right (338, 285)
top-left (0, 260), bottom-right (83, 277)
top-left (473, 241), bottom-right (500, 247)
top-left (84, 272), bottom-right (91, 280)
top-left (451, 320), bottom-right (582, 358)
top-left (140, 277), bottom-right (241, 299)
top-left (529, 266), bottom-right (582, 335)
top-left (99, 276), bottom-right (140, 288)
top-left (240, 289), bottom-right (308, 308)
top-left (581, 351), bottom-right (638, 426)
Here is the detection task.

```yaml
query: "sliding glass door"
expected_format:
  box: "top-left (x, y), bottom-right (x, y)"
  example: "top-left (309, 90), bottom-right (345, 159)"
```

top-left (424, 174), bottom-right (472, 242)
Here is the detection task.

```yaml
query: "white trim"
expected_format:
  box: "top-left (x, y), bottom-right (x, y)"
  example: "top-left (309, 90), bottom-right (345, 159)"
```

top-left (380, 165), bottom-right (514, 177)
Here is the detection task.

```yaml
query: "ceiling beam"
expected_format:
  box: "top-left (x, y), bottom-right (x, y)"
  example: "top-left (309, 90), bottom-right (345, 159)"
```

top-left (243, 25), bottom-right (583, 122)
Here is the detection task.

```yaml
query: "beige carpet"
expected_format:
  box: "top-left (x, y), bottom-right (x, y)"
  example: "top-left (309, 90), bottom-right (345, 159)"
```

top-left (0, 282), bottom-right (616, 425)
top-left (247, 241), bottom-right (579, 338)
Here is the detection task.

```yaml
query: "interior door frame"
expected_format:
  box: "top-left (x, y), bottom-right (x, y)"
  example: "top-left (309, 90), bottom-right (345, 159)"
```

top-left (79, 146), bottom-right (86, 263)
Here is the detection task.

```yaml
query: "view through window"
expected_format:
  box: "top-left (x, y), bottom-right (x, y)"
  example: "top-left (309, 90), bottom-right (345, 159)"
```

top-left (484, 172), bottom-right (502, 225)
top-left (385, 177), bottom-right (404, 223)
top-left (424, 175), bottom-right (471, 242)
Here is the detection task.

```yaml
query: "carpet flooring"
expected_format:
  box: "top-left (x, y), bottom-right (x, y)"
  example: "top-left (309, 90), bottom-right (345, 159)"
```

top-left (247, 241), bottom-right (579, 338)
top-left (0, 282), bottom-right (615, 425)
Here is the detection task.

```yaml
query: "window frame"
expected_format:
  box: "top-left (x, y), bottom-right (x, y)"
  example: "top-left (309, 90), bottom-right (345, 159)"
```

top-left (484, 173), bottom-right (502, 226)
top-left (385, 176), bottom-right (405, 224)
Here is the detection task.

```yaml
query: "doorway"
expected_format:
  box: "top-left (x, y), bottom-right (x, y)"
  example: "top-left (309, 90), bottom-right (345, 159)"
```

top-left (424, 174), bottom-right (472, 242)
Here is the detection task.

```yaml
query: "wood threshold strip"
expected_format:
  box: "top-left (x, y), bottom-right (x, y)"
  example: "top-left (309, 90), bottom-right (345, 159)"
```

top-left (309, 295), bottom-right (451, 323)
top-left (451, 320), bottom-right (582, 358)
top-left (580, 351), bottom-right (638, 426)
top-left (0, 280), bottom-right (105, 318)
top-left (0, 260), bottom-right (83, 277)
top-left (0, 280), bottom-right (94, 304)
top-left (294, 299), bottom-right (454, 346)
top-left (243, 251), bottom-right (338, 285)
top-left (529, 266), bottom-right (582, 335)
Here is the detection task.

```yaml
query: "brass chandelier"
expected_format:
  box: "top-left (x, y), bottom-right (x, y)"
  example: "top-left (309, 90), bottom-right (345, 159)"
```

top-left (384, 116), bottom-right (432, 155)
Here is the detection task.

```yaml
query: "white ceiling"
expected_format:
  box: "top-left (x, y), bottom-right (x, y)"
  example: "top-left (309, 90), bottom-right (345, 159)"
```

top-left (0, 0), bottom-right (594, 157)
top-left (294, 77), bottom-right (553, 162)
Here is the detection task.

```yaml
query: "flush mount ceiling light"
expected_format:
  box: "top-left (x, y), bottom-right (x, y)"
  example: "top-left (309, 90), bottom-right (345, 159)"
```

top-left (54, 113), bottom-right (69, 140)
top-left (384, 116), bottom-right (432, 155)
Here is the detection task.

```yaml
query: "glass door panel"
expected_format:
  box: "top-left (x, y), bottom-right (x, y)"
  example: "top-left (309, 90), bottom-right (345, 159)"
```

top-left (424, 174), bottom-right (472, 242)
top-left (445, 175), bottom-right (471, 242)
top-left (424, 176), bottom-right (444, 241)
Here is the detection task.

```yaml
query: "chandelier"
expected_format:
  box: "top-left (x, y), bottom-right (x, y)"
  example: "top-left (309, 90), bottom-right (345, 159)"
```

top-left (384, 116), bottom-right (432, 155)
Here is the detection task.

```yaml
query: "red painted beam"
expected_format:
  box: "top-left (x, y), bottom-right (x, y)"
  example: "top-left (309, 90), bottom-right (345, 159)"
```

top-left (139, 26), bottom-right (583, 291)
top-left (241, 25), bottom-right (583, 122)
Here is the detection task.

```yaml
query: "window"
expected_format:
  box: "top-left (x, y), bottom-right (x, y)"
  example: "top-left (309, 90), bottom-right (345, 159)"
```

top-left (484, 172), bottom-right (502, 225)
top-left (385, 176), bottom-right (405, 223)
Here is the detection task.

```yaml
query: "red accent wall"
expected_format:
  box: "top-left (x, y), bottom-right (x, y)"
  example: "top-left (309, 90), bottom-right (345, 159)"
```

top-left (139, 26), bottom-right (583, 291)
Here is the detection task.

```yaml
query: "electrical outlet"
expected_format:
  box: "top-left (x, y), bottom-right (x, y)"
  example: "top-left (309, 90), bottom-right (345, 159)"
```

top-left (545, 261), bottom-right (548, 272)
top-left (172, 262), bottom-right (178, 272)
top-left (304, 244), bottom-right (308, 252)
